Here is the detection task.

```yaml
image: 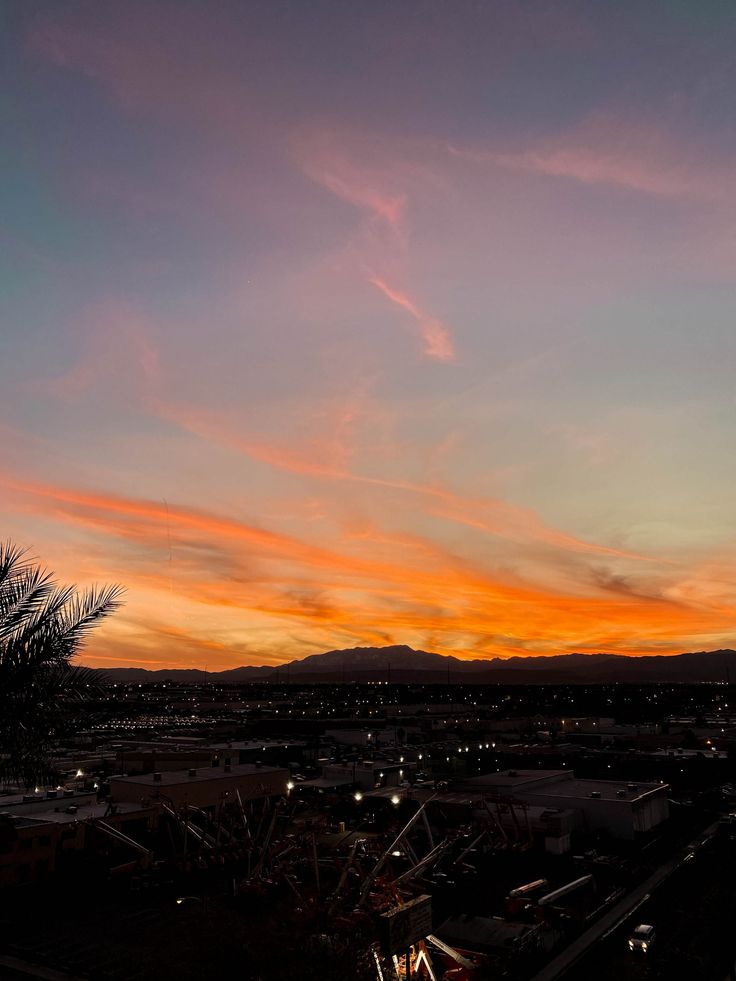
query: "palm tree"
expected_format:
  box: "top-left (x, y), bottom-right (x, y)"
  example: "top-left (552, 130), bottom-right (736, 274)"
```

top-left (0, 542), bottom-right (123, 786)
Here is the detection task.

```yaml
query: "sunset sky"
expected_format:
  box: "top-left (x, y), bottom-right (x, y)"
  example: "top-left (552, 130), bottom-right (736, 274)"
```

top-left (3, 1), bottom-right (736, 669)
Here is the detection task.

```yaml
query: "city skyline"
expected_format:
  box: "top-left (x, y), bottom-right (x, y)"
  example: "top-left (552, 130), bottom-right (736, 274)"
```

top-left (3, 1), bottom-right (736, 668)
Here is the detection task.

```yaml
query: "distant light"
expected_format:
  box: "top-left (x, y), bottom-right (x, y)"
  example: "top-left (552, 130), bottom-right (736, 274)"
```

top-left (75, 769), bottom-right (84, 778)
top-left (391, 850), bottom-right (402, 857)
top-left (354, 791), bottom-right (363, 802)
top-left (286, 781), bottom-right (295, 791)
top-left (391, 794), bottom-right (400, 805)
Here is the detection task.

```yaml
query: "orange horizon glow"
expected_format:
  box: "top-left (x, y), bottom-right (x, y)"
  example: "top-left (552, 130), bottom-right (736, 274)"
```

top-left (2, 472), bottom-right (734, 670)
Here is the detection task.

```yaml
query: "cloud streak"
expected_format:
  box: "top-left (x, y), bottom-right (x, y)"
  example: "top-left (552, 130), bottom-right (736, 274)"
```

top-left (153, 399), bottom-right (650, 563)
top-left (2, 471), bottom-right (734, 668)
top-left (449, 115), bottom-right (736, 202)
top-left (369, 276), bottom-right (455, 362)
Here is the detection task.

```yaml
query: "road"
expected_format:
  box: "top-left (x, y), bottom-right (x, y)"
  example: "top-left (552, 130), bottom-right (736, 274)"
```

top-left (531, 822), bottom-right (720, 981)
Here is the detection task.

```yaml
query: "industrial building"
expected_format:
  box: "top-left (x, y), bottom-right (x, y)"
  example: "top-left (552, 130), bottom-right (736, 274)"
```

top-left (460, 769), bottom-right (669, 839)
top-left (109, 763), bottom-right (290, 810)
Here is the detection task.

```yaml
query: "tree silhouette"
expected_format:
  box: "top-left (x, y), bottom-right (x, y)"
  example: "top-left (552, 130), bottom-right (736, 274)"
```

top-left (0, 543), bottom-right (123, 786)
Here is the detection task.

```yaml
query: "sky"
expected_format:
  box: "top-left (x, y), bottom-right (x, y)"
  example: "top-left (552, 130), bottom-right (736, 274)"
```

top-left (2, 0), bottom-right (736, 669)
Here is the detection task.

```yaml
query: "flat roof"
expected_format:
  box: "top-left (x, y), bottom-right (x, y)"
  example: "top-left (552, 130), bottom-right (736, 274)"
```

top-left (110, 763), bottom-right (286, 787)
top-left (7, 801), bottom-right (154, 827)
top-left (209, 740), bottom-right (306, 750)
top-left (301, 777), bottom-right (354, 789)
top-left (461, 770), bottom-right (666, 802)
top-left (0, 790), bottom-right (96, 809)
top-left (463, 769), bottom-right (569, 788)
top-left (532, 777), bottom-right (665, 802)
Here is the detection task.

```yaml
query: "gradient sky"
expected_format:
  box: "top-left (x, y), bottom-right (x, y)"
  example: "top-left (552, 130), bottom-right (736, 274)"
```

top-left (2, 1), bottom-right (736, 669)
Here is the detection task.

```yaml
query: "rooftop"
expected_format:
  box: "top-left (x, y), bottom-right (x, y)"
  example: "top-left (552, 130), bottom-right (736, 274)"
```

top-left (535, 777), bottom-right (665, 802)
top-left (462, 769), bottom-right (569, 788)
top-left (4, 800), bottom-right (155, 828)
top-left (110, 763), bottom-right (287, 787)
top-left (209, 740), bottom-right (306, 750)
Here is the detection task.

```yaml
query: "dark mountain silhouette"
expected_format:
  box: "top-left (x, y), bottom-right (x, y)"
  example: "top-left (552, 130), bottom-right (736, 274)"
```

top-left (93, 645), bottom-right (736, 684)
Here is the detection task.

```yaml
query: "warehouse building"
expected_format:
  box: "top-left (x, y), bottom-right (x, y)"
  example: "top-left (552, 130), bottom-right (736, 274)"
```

top-left (460, 769), bottom-right (669, 839)
top-left (109, 763), bottom-right (290, 810)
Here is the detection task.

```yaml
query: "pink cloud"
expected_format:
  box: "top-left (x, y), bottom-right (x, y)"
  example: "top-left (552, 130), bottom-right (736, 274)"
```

top-left (450, 115), bottom-right (733, 201)
top-left (292, 126), bottom-right (460, 362)
top-left (369, 276), bottom-right (455, 362)
top-left (291, 128), bottom-right (429, 230)
top-left (32, 302), bottom-right (160, 401)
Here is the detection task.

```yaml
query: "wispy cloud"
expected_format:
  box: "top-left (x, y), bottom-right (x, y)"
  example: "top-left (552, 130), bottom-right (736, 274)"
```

top-left (154, 400), bottom-right (653, 563)
top-left (369, 276), bottom-right (455, 362)
top-left (2, 472), bottom-right (734, 665)
top-left (31, 302), bottom-right (160, 401)
top-left (292, 127), bottom-right (410, 232)
top-left (293, 126), bottom-right (458, 361)
top-left (449, 115), bottom-right (734, 202)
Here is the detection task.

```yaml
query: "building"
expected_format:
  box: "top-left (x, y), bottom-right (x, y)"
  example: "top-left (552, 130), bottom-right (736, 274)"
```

top-left (109, 763), bottom-right (290, 810)
top-left (208, 739), bottom-right (311, 766)
top-left (460, 769), bottom-right (669, 839)
top-left (308, 760), bottom-right (416, 791)
top-left (0, 795), bottom-right (157, 888)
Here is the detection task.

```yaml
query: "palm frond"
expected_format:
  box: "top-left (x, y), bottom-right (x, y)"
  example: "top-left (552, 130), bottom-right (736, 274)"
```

top-left (0, 544), bottom-right (124, 784)
top-left (54, 584), bottom-right (126, 654)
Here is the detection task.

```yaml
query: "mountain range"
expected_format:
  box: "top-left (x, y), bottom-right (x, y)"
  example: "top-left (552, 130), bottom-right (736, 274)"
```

top-left (92, 644), bottom-right (736, 684)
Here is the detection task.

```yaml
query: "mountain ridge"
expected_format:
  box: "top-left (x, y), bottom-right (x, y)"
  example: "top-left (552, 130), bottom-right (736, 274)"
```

top-left (87, 644), bottom-right (736, 684)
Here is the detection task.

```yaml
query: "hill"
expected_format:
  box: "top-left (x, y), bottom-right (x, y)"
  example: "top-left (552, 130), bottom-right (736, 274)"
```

top-left (93, 645), bottom-right (736, 684)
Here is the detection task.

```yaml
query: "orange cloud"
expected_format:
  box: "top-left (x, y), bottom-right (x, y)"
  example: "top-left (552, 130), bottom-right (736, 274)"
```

top-left (3, 471), bottom-right (734, 669)
top-left (153, 399), bottom-right (649, 564)
top-left (0, 473), bottom-right (364, 578)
